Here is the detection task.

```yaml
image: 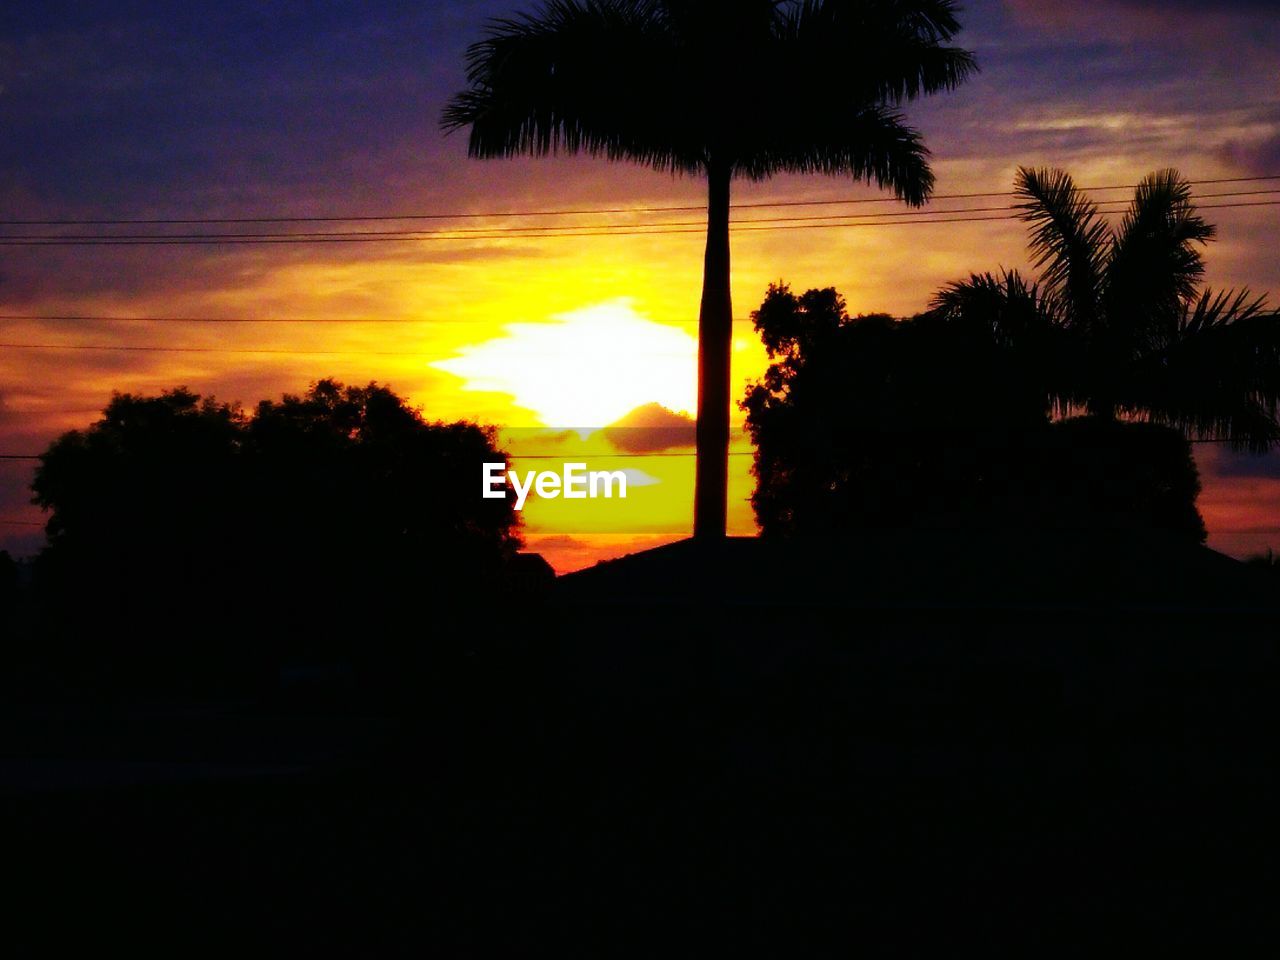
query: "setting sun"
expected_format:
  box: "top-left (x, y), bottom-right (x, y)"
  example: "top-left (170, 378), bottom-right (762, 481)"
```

top-left (431, 300), bottom-right (697, 427)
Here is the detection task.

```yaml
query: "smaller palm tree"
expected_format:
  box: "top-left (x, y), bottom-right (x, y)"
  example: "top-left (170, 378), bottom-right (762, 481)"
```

top-left (930, 167), bottom-right (1280, 451)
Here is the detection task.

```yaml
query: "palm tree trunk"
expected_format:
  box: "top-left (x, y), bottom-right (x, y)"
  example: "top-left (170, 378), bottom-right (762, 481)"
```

top-left (694, 160), bottom-right (732, 540)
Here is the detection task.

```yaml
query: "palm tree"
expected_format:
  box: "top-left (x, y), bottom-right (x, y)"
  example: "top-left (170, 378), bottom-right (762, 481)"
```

top-left (442, 0), bottom-right (976, 538)
top-left (930, 167), bottom-right (1280, 451)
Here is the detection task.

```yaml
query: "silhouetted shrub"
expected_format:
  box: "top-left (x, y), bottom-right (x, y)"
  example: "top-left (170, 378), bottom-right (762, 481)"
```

top-left (743, 284), bottom-right (1206, 544)
top-left (30, 380), bottom-right (520, 696)
top-left (1031, 417), bottom-right (1205, 544)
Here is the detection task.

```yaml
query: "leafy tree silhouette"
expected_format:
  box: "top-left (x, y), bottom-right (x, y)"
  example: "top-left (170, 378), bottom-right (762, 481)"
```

top-left (442, 0), bottom-right (976, 538)
top-left (743, 284), bottom-right (1207, 543)
top-left (31, 380), bottom-right (520, 695)
top-left (931, 167), bottom-right (1280, 451)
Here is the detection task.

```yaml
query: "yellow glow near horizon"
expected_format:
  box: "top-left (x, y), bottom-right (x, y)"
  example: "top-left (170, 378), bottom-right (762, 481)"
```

top-left (431, 300), bottom-right (698, 427)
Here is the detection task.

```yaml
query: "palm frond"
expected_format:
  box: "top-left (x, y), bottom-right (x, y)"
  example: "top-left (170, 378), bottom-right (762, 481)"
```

top-left (929, 269), bottom-right (1059, 337)
top-left (443, 0), bottom-right (976, 192)
top-left (735, 103), bottom-right (933, 201)
top-left (786, 1), bottom-right (978, 104)
top-left (441, 0), bottom-right (708, 174)
top-left (1128, 290), bottom-right (1280, 451)
top-left (740, 1), bottom-right (978, 198)
top-left (1014, 167), bottom-right (1111, 330)
top-left (1106, 169), bottom-right (1216, 347)
top-left (928, 269), bottom-right (1079, 415)
top-left (1180, 287), bottom-right (1270, 335)
top-left (935, 165), bottom-right (1280, 451)
top-left (797, 0), bottom-right (968, 43)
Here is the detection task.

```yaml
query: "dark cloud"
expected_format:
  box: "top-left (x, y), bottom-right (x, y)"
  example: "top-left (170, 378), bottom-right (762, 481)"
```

top-left (0, 465), bottom-right (45, 557)
top-left (1000, 0), bottom-right (1280, 68)
top-left (0, 2), bottom-right (517, 216)
top-left (0, 418), bottom-right (45, 557)
top-left (1202, 446), bottom-right (1280, 481)
top-left (1219, 129), bottom-right (1280, 177)
top-left (0, 240), bottom-right (551, 310)
top-left (522, 534), bottom-right (585, 551)
top-left (1111, 0), bottom-right (1280, 10)
top-left (1007, 0), bottom-right (1280, 22)
top-left (902, 0), bottom-right (1279, 185)
top-left (603, 403), bottom-right (696, 453)
top-left (0, 1), bottom-right (568, 323)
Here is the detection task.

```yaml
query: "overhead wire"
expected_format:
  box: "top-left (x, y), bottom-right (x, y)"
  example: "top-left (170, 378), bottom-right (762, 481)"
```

top-left (1, 174), bottom-right (1276, 226)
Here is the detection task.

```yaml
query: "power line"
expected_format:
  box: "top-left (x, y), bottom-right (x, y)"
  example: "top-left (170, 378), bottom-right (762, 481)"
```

top-left (0, 315), bottom-right (431, 324)
top-left (0, 313), bottom-right (759, 325)
top-left (0, 344), bottom-right (696, 360)
top-left (4, 195), bottom-right (1277, 240)
top-left (6, 189), bottom-right (1277, 243)
top-left (0, 438), bottom-right (1254, 462)
top-left (0, 343), bottom-right (419, 356)
top-left (433, 439), bottom-right (1279, 449)
top-left (502, 451), bottom-right (747, 458)
top-left (5, 190), bottom-right (1276, 238)
top-left (2, 175), bottom-right (1276, 226)
top-left (1, 199), bottom-right (1276, 247)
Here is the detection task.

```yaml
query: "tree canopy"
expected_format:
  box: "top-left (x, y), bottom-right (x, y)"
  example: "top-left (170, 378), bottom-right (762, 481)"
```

top-left (31, 380), bottom-right (520, 693)
top-left (443, 0), bottom-right (975, 190)
top-left (743, 284), bottom-right (1207, 544)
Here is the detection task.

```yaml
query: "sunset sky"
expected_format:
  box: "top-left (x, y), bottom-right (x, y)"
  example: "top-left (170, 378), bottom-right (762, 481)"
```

top-left (2, 0), bottom-right (1278, 571)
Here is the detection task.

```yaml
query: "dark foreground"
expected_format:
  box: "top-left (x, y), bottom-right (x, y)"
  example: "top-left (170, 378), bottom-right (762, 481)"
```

top-left (5, 536), bottom-right (1280, 953)
top-left (5, 612), bottom-right (1279, 953)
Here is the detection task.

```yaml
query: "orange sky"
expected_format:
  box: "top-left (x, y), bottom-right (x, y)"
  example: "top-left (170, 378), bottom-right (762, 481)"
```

top-left (2, 172), bottom-right (1276, 572)
top-left (1, 1), bottom-right (1278, 572)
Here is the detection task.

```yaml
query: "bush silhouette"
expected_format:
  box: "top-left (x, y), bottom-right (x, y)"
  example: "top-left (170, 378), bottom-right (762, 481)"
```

top-left (743, 284), bottom-right (1206, 543)
top-left (31, 380), bottom-right (520, 695)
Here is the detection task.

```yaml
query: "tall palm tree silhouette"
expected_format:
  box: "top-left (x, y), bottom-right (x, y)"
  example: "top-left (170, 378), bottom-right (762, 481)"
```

top-left (443, 0), bottom-right (976, 538)
top-left (931, 167), bottom-right (1280, 450)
